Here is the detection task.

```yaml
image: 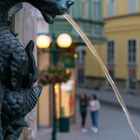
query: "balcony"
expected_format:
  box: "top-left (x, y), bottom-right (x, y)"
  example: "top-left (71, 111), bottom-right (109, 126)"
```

top-left (49, 18), bottom-right (106, 44)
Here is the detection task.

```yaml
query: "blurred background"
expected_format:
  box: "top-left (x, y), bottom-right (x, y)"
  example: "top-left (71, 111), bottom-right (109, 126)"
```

top-left (9, 0), bottom-right (140, 140)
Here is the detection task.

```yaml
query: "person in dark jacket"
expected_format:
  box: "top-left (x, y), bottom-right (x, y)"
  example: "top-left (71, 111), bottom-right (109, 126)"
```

top-left (79, 93), bottom-right (88, 132)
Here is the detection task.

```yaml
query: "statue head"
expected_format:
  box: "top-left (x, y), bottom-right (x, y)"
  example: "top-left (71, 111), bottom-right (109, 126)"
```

top-left (29, 0), bottom-right (74, 23)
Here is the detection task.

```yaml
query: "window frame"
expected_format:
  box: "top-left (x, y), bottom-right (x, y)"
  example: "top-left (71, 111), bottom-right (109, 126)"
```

top-left (93, 0), bottom-right (100, 20)
top-left (128, 0), bottom-right (138, 14)
top-left (107, 40), bottom-right (115, 65)
top-left (127, 39), bottom-right (137, 65)
top-left (81, 0), bottom-right (90, 19)
top-left (107, 0), bottom-right (115, 17)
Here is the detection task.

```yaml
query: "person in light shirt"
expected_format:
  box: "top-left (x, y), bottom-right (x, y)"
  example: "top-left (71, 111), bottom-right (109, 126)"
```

top-left (89, 94), bottom-right (101, 133)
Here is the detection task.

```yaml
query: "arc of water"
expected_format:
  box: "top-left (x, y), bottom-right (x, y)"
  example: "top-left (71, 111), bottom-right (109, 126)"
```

top-left (64, 13), bottom-right (140, 140)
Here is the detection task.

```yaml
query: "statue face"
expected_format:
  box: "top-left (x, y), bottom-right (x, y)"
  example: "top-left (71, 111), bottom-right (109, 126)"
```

top-left (33, 0), bottom-right (74, 23)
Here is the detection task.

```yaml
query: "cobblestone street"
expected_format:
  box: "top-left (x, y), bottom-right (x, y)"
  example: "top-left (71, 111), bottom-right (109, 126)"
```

top-left (38, 103), bottom-right (140, 140)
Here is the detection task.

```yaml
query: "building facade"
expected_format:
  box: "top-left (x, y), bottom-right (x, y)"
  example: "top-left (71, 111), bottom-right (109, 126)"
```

top-left (49, 0), bottom-right (106, 86)
top-left (103, 0), bottom-right (140, 92)
top-left (35, 0), bottom-right (105, 128)
top-left (86, 0), bottom-right (140, 92)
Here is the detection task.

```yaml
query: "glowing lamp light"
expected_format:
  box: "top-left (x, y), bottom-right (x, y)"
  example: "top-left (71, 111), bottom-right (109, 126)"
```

top-left (74, 53), bottom-right (78, 58)
top-left (56, 33), bottom-right (72, 48)
top-left (36, 35), bottom-right (51, 49)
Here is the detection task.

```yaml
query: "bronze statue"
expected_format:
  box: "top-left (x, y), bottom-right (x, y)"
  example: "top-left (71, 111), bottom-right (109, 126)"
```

top-left (0, 0), bottom-right (73, 139)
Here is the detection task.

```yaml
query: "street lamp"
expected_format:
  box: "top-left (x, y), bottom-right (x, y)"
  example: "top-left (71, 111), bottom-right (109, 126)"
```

top-left (56, 33), bottom-right (72, 48)
top-left (36, 35), bottom-right (51, 49)
top-left (56, 33), bottom-right (72, 133)
top-left (36, 33), bottom-right (72, 140)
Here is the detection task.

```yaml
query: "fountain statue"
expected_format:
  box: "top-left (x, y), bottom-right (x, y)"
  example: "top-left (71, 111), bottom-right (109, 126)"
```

top-left (0, 0), bottom-right (73, 139)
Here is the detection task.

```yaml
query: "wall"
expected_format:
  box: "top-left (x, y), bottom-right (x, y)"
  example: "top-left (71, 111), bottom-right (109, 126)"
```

top-left (36, 10), bottom-right (51, 128)
top-left (37, 51), bottom-right (51, 127)
top-left (84, 43), bottom-right (106, 88)
top-left (85, 0), bottom-right (140, 90)
top-left (14, 3), bottom-right (39, 140)
top-left (102, 0), bottom-right (140, 90)
top-left (103, 0), bottom-right (140, 18)
top-left (105, 15), bottom-right (140, 80)
top-left (85, 44), bottom-right (106, 77)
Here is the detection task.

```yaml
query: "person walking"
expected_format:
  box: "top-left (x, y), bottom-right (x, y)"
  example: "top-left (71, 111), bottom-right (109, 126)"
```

top-left (79, 93), bottom-right (88, 132)
top-left (89, 94), bottom-right (100, 133)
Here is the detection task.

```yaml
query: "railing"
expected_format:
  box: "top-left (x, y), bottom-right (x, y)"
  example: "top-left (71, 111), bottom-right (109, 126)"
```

top-left (49, 18), bottom-right (106, 44)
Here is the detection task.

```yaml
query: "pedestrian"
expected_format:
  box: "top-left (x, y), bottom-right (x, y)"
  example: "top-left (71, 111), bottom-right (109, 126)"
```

top-left (79, 93), bottom-right (88, 132)
top-left (89, 94), bottom-right (100, 133)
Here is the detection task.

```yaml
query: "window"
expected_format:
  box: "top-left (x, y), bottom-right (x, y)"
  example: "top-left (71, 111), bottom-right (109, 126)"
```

top-left (128, 0), bottom-right (138, 14)
top-left (93, 0), bottom-right (100, 20)
top-left (107, 0), bottom-right (115, 17)
top-left (82, 0), bottom-right (89, 19)
top-left (107, 41), bottom-right (115, 65)
top-left (128, 69), bottom-right (136, 89)
top-left (128, 39), bottom-right (137, 64)
top-left (77, 46), bottom-right (85, 64)
top-left (76, 46), bottom-right (85, 84)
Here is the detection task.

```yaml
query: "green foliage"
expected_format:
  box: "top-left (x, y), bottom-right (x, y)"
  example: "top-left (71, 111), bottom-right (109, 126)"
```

top-left (38, 64), bottom-right (70, 85)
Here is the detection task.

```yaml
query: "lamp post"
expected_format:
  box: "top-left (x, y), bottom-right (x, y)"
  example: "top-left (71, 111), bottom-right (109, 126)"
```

top-left (56, 33), bottom-right (72, 133)
top-left (36, 33), bottom-right (72, 140)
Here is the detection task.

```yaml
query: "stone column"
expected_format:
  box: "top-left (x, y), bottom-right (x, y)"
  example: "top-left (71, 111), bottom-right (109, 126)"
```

top-left (23, 4), bottom-right (38, 140)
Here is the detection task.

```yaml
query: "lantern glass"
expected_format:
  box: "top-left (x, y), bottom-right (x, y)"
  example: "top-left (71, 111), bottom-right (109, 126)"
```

top-left (56, 33), bottom-right (72, 48)
top-left (36, 35), bottom-right (51, 49)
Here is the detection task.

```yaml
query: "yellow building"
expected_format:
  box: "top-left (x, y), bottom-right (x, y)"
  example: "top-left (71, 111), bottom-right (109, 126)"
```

top-left (85, 0), bottom-right (140, 92)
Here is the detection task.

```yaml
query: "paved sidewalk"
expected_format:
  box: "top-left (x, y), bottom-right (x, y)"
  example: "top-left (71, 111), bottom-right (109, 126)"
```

top-left (37, 86), bottom-right (140, 140)
top-left (38, 103), bottom-right (140, 140)
top-left (76, 86), bottom-right (140, 111)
